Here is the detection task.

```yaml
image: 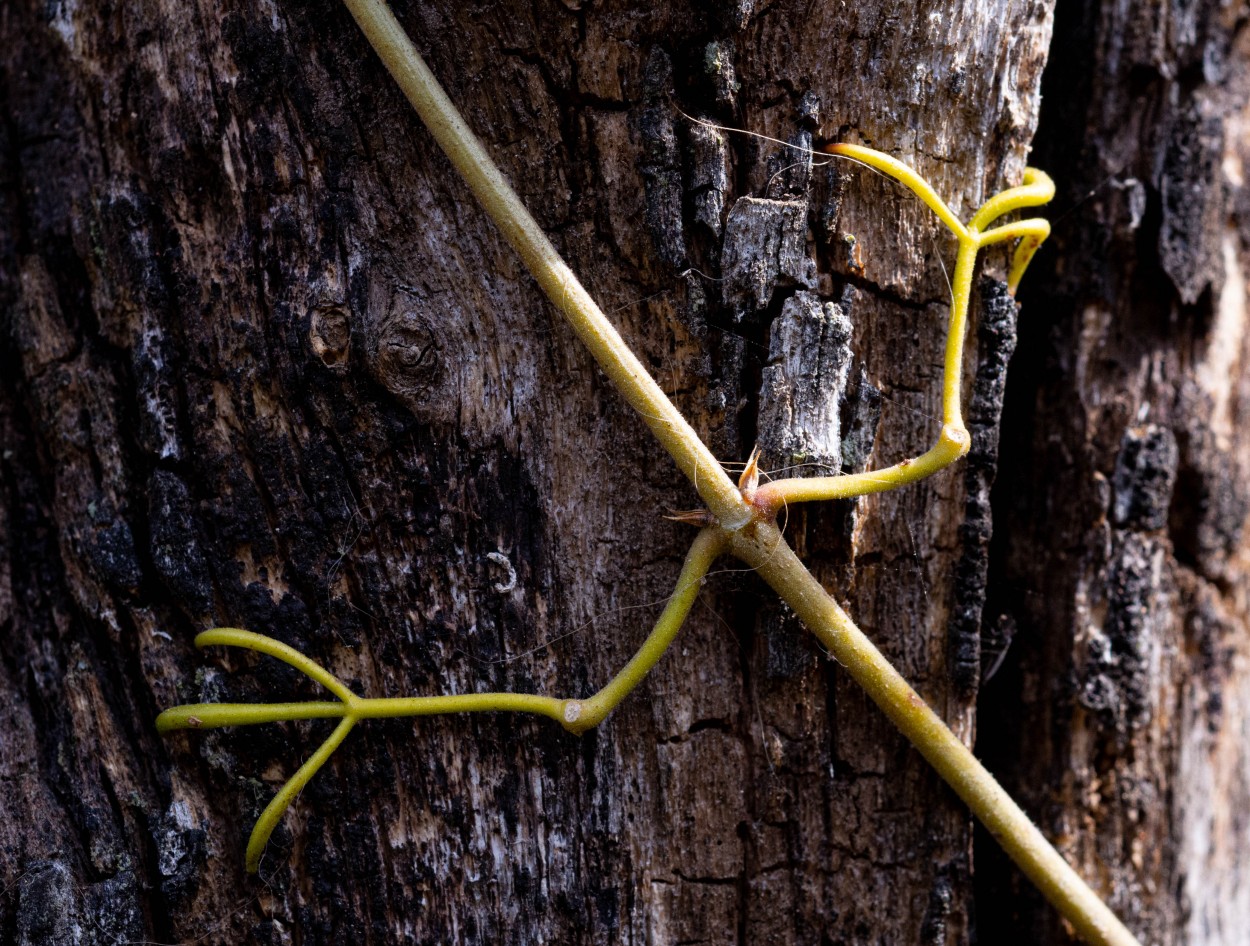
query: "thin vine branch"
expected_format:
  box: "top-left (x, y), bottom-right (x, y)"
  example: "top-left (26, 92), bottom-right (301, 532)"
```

top-left (156, 2), bottom-right (1139, 945)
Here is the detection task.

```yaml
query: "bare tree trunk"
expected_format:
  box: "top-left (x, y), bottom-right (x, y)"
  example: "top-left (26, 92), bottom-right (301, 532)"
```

top-left (5, 0), bottom-right (1239, 944)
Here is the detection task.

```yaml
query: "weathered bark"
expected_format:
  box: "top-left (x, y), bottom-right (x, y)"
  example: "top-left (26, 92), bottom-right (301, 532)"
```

top-left (4, 0), bottom-right (1237, 944)
top-left (979, 3), bottom-right (1250, 945)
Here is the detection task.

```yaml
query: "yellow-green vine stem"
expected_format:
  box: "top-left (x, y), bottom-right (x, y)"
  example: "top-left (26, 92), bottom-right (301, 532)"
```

top-left (729, 520), bottom-right (1139, 946)
top-left (561, 527), bottom-right (725, 733)
top-left (337, 0), bottom-right (751, 529)
top-left (752, 144), bottom-right (1053, 514)
top-left (156, 3), bottom-right (1139, 945)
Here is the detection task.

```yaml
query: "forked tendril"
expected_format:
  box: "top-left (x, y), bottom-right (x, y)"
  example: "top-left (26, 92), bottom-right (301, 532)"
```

top-left (158, 629), bottom-right (571, 872)
top-left (158, 2), bottom-right (1142, 944)
top-left (159, 529), bottom-right (724, 873)
top-left (749, 144), bottom-right (1053, 514)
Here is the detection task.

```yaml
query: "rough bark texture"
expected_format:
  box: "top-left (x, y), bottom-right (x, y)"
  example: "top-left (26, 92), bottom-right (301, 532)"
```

top-left (8, 0), bottom-right (1238, 944)
top-left (979, 2), bottom-right (1250, 945)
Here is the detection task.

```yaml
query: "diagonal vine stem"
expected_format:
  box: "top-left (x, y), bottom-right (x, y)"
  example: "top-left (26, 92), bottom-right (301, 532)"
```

top-left (156, 3), bottom-right (1141, 945)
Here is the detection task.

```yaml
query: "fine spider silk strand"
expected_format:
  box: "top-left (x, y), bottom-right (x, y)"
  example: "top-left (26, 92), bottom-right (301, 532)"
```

top-left (156, 3), bottom-right (1139, 945)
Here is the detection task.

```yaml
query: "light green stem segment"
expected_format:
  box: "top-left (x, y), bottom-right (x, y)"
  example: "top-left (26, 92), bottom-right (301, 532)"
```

top-left (157, 701), bottom-right (348, 729)
top-left (337, 0), bottom-right (751, 530)
top-left (730, 521), bottom-right (1141, 946)
top-left (246, 715), bottom-right (355, 873)
top-left (188, 627), bottom-right (355, 698)
top-left (564, 527), bottom-right (725, 732)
